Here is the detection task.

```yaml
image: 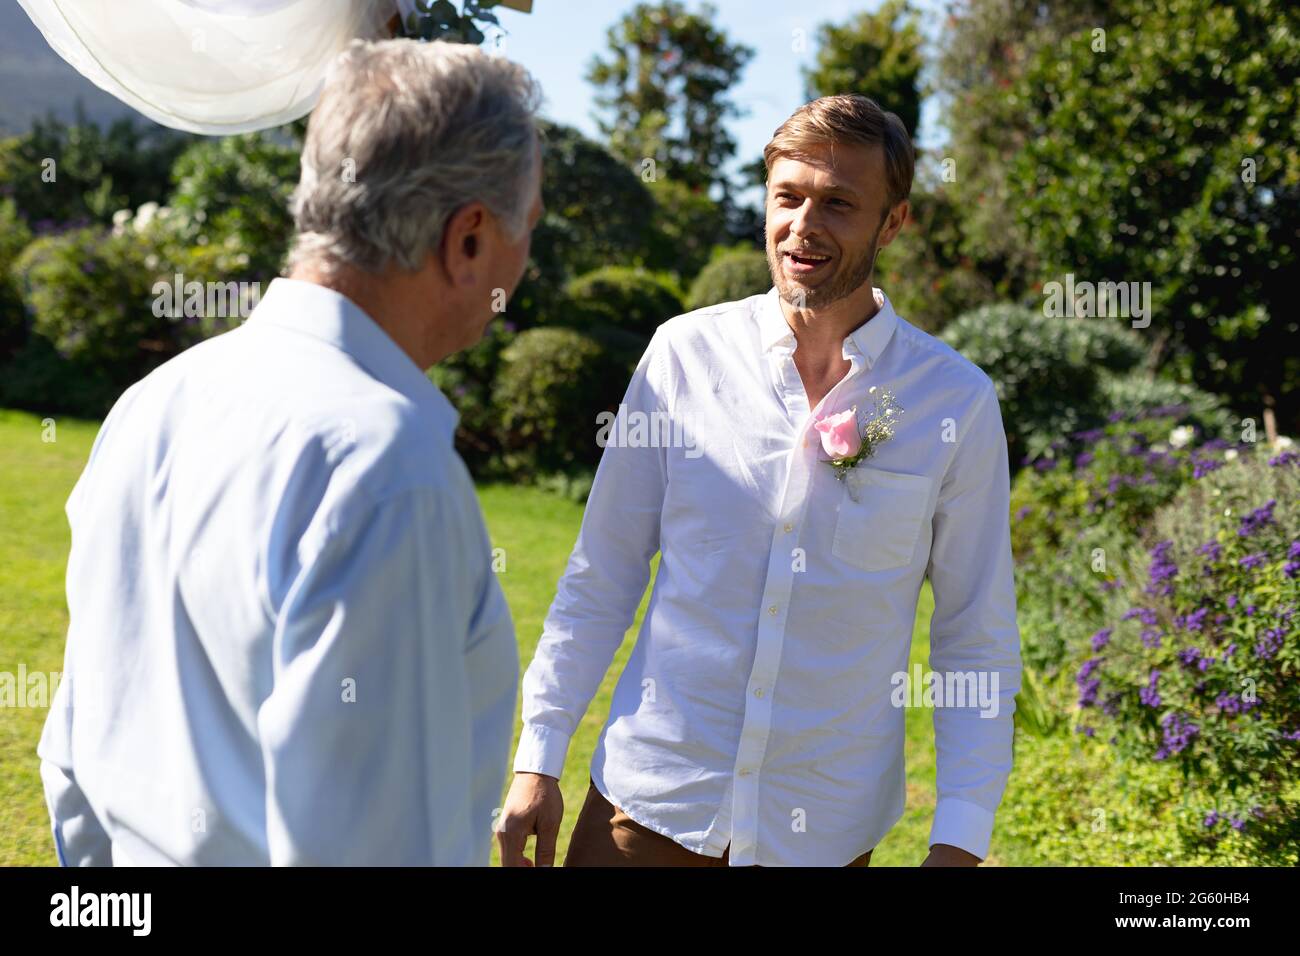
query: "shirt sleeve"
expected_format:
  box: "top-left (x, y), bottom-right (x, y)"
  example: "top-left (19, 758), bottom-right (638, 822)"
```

top-left (924, 382), bottom-right (1022, 861)
top-left (38, 758), bottom-right (112, 866)
top-left (256, 484), bottom-right (486, 865)
top-left (512, 330), bottom-right (671, 779)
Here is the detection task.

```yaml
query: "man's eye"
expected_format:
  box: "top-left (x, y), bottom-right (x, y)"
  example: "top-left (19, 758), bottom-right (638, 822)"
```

top-left (829, 198), bottom-right (850, 207)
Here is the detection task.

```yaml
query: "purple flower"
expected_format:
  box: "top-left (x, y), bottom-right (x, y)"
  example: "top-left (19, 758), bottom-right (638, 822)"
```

top-left (1226, 594), bottom-right (1238, 609)
top-left (1090, 627), bottom-right (1113, 651)
top-left (1123, 607), bottom-right (1158, 625)
top-left (1179, 607), bottom-right (1210, 632)
top-left (1159, 711), bottom-right (1198, 755)
top-left (1196, 540), bottom-right (1222, 561)
top-left (1139, 670), bottom-right (1162, 708)
top-left (1177, 646), bottom-right (1202, 667)
top-left (1203, 810), bottom-right (1220, 827)
top-left (1268, 450), bottom-right (1298, 467)
top-left (1193, 458), bottom-right (1224, 478)
top-left (1014, 505), bottom-right (1032, 521)
top-left (1147, 540), bottom-right (1177, 596)
top-left (1238, 552), bottom-right (1267, 571)
top-left (1074, 451), bottom-right (1095, 469)
top-left (1255, 627), bottom-right (1285, 661)
top-left (1076, 658), bottom-right (1102, 707)
top-left (1141, 628), bottom-right (1163, 648)
top-left (1034, 457), bottom-right (1057, 472)
top-left (1238, 499), bottom-right (1277, 537)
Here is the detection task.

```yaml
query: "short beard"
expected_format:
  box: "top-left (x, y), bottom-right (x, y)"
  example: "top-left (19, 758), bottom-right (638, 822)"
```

top-left (766, 215), bottom-right (885, 310)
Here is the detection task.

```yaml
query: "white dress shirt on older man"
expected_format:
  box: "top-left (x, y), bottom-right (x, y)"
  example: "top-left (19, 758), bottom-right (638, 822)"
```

top-left (39, 277), bottom-right (516, 866)
top-left (514, 286), bottom-right (1021, 866)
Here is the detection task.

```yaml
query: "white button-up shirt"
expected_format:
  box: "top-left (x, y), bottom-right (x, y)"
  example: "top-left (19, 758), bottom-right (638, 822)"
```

top-left (38, 277), bottom-right (517, 866)
top-left (514, 286), bottom-right (1020, 866)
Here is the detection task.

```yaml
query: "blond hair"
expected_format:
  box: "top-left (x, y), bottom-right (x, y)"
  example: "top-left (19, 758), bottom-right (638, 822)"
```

top-left (763, 94), bottom-right (914, 217)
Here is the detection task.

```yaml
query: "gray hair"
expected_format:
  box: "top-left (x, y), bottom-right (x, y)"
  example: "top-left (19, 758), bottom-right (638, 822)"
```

top-left (287, 38), bottom-right (542, 275)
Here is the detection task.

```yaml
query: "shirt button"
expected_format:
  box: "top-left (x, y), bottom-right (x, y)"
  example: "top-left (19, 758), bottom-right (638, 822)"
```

top-left (768, 604), bottom-right (778, 615)
top-left (739, 768), bottom-right (753, 776)
top-left (754, 687), bottom-right (765, 698)
top-left (783, 522), bottom-right (794, 533)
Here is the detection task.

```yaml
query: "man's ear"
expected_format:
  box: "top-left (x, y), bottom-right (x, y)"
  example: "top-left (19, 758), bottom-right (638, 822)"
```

top-left (877, 199), bottom-right (909, 249)
top-left (440, 201), bottom-right (487, 286)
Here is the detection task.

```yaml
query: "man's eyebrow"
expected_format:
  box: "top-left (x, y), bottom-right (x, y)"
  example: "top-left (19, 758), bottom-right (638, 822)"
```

top-left (769, 179), bottom-right (862, 198)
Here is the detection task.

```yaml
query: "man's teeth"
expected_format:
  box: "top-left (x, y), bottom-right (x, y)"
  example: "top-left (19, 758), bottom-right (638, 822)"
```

top-left (788, 252), bottom-right (830, 261)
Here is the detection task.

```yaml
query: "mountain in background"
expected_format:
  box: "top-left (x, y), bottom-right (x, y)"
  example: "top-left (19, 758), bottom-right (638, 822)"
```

top-left (0, 4), bottom-right (158, 135)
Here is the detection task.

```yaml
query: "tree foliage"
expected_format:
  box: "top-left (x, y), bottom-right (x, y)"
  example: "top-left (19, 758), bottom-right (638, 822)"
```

top-left (1007, 0), bottom-right (1300, 432)
top-left (803, 0), bottom-right (925, 138)
top-left (586, 1), bottom-right (753, 196)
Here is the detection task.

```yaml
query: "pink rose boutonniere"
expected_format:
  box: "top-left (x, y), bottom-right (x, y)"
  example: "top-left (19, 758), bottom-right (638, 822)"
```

top-left (811, 386), bottom-right (903, 484)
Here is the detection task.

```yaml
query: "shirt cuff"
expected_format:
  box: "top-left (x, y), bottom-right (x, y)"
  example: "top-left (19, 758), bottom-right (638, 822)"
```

top-left (928, 797), bottom-right (996, 861)
top-left (512, 724), bottom-right (572, 780)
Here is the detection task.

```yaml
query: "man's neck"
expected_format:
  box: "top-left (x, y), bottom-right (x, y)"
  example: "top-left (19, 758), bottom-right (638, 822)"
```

top-left (780, 280), bottom-right (881, 413)
top-left (779, 281), bottom-right (880, 355)
top-left (288, 262), bottom-right (448, 369)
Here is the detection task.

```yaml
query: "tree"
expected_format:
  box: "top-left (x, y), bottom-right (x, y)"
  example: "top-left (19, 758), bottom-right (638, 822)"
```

top-left (586, 1), bottom-right (753, 199)
top-left (1007, 0), bottom-right (1300, 436)
top-left (803, 0), bottom-right (925, 139)
top-left (0, 108), bottom-right (194, 230)
top-left (933, 0), bottom-right (1109, 305)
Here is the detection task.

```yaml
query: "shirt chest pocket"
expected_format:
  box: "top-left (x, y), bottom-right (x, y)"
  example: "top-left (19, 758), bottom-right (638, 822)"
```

top-left (830, 467), bottom-right (933, 572)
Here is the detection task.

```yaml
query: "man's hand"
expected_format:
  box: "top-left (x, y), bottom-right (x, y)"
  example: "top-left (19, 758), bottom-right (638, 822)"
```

top-left (921, 843), bottom-right (982, 867)
top-left (497, 772), bottom-right (564, 867)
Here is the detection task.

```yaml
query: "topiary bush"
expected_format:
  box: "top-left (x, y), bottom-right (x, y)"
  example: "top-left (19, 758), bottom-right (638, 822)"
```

top-left (492, 327), bottom-right (637, 478)
top-left (559, 266), bottom-right (683, 339)
top-left (684, 245), bottom-right (771, 311)
top-left (941, 302), bottom-right (1146, 465)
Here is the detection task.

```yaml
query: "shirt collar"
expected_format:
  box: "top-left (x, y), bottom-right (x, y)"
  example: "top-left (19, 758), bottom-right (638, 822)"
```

top-left (246, 277), bottom-right (459, 443)
top-left (758, 285), bottom-right (900, 369)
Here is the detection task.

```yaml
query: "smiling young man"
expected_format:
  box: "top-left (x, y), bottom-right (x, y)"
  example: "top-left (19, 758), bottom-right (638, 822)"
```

top-left (498, 94), bottom-right (1022, 867)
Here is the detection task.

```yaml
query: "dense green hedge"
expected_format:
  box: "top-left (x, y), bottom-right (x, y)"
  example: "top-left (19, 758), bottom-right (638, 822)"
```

top-left (685, 245), bottom-right (770, 311)
top-left (492, 327), bottom-right (641, 478)
top-left (560, 266), bottom-right (684, 339)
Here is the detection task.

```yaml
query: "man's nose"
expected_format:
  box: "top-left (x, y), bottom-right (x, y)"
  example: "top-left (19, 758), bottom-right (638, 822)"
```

top-left (789, 198), bottom-right (820, 239)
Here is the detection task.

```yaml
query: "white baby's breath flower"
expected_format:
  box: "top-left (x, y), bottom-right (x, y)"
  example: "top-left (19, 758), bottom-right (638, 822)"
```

top-left (1274, 435), bottom-right (1295, 451)
top-left (111, 209), bottom-right (132, 233)
top-left (1224, 448), bottom-right (1238, 461)
top-left (134, 201), bottom-right (160, 228)
top-left (1168, 425), bottom-right (1194, 449)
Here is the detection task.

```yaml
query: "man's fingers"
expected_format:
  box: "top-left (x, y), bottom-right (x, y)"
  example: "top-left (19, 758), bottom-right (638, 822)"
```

top-left (496, 814), bottom-right (531, 867)
top-left (533, 816), bottom-right (560, 867)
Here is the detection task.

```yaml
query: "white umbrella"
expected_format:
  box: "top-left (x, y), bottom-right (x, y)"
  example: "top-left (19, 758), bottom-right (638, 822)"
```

top-left (16, 0), bottom-right (399, 135)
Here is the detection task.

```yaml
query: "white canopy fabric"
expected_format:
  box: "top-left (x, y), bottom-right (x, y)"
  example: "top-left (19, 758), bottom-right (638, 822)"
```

top-left (16, 0), bottom-right (399, 134)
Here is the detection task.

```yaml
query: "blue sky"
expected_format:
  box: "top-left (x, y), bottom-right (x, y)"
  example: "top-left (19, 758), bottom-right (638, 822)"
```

top-left (485, 0), bottom-right (945, 177)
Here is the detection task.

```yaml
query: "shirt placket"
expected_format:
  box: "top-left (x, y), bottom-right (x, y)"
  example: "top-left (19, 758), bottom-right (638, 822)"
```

top-left (725, 340), bottom-right (864, 866)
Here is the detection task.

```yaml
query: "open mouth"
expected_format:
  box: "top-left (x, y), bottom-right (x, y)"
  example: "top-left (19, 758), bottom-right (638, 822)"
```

top-left (782, 249), bottom-right (832, 276)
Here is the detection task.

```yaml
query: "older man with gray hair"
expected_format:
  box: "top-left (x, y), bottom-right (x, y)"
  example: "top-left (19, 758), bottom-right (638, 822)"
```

top-left (37, 38), bottom-right (543, 866)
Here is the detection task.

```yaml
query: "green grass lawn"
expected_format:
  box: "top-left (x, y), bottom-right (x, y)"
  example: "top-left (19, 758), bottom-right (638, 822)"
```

top-left (0, 407), bottom-right (947, 867)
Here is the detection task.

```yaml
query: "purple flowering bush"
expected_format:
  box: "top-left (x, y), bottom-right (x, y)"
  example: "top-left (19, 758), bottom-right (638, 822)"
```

top-left (1074, 451), bottom-right (1299, 859)
top-left (1009, 406), bottom-right (1238, 675)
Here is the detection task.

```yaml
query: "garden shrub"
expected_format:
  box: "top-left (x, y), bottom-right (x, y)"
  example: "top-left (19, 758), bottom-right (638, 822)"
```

top-left (1073, 449), bottom-right (1299, 861)
top-left (492, 327), bottom-right (636, 477)
top-left (941, 302), bottom-right (1145, 464)
top-left (560, 266), bottom-right (683, 338)
top-left (685, 244), bottom-right (770, 310)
